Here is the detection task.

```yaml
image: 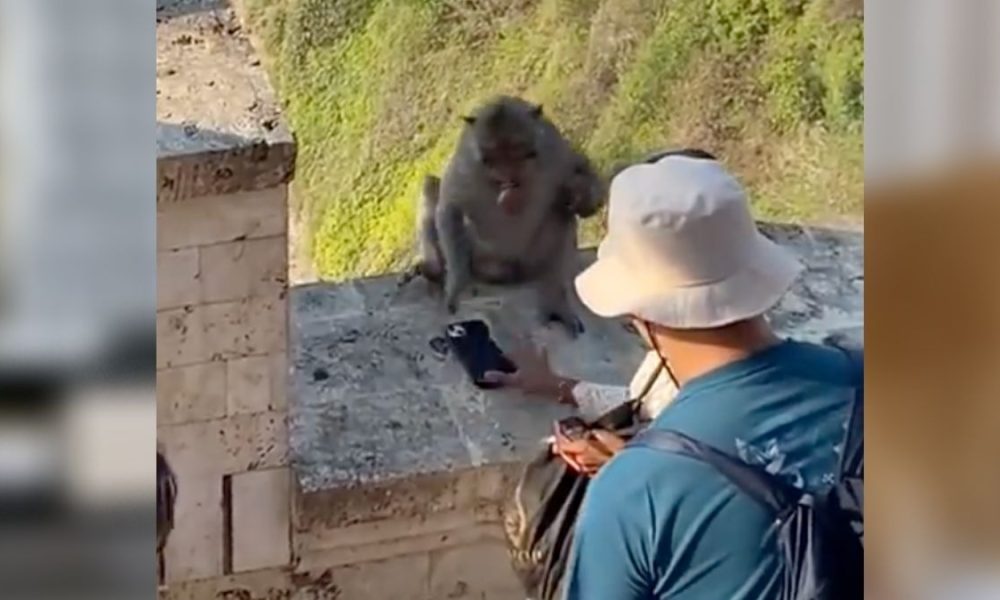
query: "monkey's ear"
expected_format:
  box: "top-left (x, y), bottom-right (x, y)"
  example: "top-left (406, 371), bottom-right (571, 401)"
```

top-left (461, 115), bottom-right (476, 126)
top-left (530, 104), bottom-right (544, 118)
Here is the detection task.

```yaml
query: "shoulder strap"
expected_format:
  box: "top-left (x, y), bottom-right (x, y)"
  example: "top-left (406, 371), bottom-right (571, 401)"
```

top-left (629, 429), bottom-right (800, 514)
top-left (836, 346), bottom-right (864, 479)
top-left (630, 361), bottom-right (665, 404)
top-left (594, 360), bottom-right (665, 430)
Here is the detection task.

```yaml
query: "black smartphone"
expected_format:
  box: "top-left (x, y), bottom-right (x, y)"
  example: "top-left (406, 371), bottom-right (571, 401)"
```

top-left (445, 320), bottom-right (517, 389)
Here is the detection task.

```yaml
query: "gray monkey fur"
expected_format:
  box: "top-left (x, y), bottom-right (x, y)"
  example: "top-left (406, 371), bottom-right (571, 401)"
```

top-left (410, 96), bottom-right (605, 337)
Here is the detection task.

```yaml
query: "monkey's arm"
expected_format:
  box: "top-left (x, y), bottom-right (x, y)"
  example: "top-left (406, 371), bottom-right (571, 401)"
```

top-left (561, 153), bottom-right (605, 219)
top-left (435, 199), bottom-right (472, 312)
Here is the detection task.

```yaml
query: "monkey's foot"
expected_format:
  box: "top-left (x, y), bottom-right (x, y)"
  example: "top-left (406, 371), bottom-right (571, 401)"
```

top-left (397, 266), bottom-right (420, 288)
top-left (543, 311), bottom-right (585, 338)
top-left (398, 261), bottom-right (444, 290)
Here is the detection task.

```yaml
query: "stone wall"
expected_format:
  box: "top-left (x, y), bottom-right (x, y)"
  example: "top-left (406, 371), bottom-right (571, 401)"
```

top-left (156, 0), bottom-right (297, 595)
top-left (156, 184), bottom-right (291, 584)
top-left (155, 2), bottom-right (526, 598)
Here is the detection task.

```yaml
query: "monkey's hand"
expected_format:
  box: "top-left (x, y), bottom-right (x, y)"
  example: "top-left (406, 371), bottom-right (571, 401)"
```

top-left (545, 310), bottom-right (585, 338)
top-left (444, 281), bottom-right (460, 314)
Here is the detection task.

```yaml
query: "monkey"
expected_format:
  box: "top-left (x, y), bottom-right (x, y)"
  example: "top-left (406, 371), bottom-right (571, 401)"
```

top-left (157, 450), bottom-right (178, 582)
top-left (408, 96), bottom-right (605, 336)
top-left (411, 152), bottom-right (602, 286)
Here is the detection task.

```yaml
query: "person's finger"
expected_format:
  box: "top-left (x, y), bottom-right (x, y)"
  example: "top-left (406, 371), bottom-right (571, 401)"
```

top-left (554, 437), bottom-right (592, 455)
top-left (574, 452), bottom-right (607, 477)
top-left (482, 370), bottom-right (517, 386)
top-left (537, 345), bottom-right (552, 369)
top-left (551, 440), bottom-right (581, 468)
top-left (589, 430), bottom-right (626, 454)
top-left (511, 335), bottom-right (545, 363)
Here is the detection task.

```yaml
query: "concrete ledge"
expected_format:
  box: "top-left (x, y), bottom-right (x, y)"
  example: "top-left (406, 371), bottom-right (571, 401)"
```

top-left (156, 0), bottom-right (295, 202)
top-left (289, 222), bottom-right (863, 529)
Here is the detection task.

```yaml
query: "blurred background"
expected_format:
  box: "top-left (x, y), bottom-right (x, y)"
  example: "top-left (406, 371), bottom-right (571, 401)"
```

top-left (0, 0), bottom-right (998, 597)
top-left (0, 0), bottom-right (154, 597)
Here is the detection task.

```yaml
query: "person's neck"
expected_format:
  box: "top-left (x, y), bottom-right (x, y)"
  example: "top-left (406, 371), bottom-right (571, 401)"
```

top-left (653, 318), bottom-right (782, 386)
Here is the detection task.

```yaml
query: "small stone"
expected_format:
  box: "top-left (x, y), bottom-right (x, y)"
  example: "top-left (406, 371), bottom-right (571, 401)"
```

top-left (312, 367), bottom-right (329, 382)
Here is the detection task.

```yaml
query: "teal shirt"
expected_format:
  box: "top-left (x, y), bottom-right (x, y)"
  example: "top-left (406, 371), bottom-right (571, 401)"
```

top-left (564, 340), bottom-right (857, 600)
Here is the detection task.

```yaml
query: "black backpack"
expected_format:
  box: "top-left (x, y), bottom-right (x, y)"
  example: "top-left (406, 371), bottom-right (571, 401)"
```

top-left (629, 348), bottom-right (864, 600)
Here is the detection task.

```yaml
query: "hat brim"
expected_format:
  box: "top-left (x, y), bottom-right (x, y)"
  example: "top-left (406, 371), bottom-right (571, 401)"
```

top-left (575, 233), bottom-right (803, 329)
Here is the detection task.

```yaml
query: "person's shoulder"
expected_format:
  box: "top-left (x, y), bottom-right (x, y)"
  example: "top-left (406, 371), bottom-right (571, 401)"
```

top-left (775, 339), bottom-right (861, 387)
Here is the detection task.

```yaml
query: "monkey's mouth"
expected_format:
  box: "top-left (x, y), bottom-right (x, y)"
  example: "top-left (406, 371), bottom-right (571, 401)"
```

top-left (497, 182), bottom-right (524, 215)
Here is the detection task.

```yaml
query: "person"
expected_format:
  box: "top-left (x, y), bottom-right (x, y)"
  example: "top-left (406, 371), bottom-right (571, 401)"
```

top-left (157, 450), bottom-right (177, 583)
top-left (488, 154), bottom-right (861, 599)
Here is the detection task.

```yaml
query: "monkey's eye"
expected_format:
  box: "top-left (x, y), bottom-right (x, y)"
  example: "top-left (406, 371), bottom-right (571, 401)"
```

top-left (524, 150), bottom-right (538, 160)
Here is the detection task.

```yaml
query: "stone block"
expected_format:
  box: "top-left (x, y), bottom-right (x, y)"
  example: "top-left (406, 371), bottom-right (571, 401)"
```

top-left (158, 362), bottom-right (227, 425)
top-left (159, 419), bottom-right (228, 479)
top-left (231, 468), bottom-right (291, 572)
top-left (203, 295), bottom-right (287, 361)
top-left (269, 351), bottom-right (288, 413)
top-left (157, 186), bottom-right (286, 251)
top-left (227, 355), bottom-right (273, 415)
top-left (290, 388), bottom-right (471, 495)
top-left (294, 518), bottom-right (503, 573)
top-left (200, 236), bottom-right (287, 304)
top-left (164, 472), bottom-right (223, 583)
top-left (322, 554), bottom-right (431, 600)
top-left (429, 542), bottom-right (523, 600)
top-left (157, 247), bottom-right (200, 310)
top-left (221, 411), bottom-right (289, 472)
top-left (158, 568), bottom-right (294, 600)
top-left (159, 411), bottom-right (287, 476)
top-left (295, 502), bottom-right (483, 556)
top-left (157, 306), bottom-right (207, 369)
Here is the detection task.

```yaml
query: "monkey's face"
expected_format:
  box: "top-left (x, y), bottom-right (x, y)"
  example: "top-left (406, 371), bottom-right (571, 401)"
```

top-left (465, 104), bottom-right (542, 216)
top-left (475, 137), bottom-right (539, 215)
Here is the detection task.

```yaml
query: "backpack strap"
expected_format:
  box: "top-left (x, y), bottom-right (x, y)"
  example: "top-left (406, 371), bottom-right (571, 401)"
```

top-left (835, 346), bottom-right (864, 479)
top-left (629, 429), bottom-right (799, 514)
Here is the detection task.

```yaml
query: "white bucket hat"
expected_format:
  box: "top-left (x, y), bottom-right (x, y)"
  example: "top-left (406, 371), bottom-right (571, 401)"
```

top-left (575, 155), bottom-right (803, 329)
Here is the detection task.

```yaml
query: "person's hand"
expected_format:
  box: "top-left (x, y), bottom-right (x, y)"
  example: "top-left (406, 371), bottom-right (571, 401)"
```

top-left (482, 337), bottom-right (566, 397)
top-left (552, 426), bottom-right (626, 477)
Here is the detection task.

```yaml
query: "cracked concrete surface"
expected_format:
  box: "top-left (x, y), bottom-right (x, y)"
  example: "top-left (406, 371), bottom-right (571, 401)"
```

top-left (156, 0), bottom-right (295, 202)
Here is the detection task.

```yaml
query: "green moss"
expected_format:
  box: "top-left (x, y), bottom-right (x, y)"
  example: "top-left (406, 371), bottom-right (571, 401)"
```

top-left (246, 0), bottom-right (863, 280)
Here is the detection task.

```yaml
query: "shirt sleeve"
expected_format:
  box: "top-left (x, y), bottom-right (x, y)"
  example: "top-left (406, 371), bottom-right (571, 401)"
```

top-left (572, 381), bottom-right (630, 421)
top-left (562, 453), bottom-right (655, 600)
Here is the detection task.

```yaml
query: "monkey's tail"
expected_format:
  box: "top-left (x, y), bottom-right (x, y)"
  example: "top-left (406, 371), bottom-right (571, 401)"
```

top-left (422, 175), bottom-right (441, 207)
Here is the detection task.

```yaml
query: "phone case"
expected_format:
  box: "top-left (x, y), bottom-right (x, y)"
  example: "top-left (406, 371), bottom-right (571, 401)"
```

top-left (445, 320), bottom-right (517, 389)
top-left (556, 416), bottom-right (589, 441)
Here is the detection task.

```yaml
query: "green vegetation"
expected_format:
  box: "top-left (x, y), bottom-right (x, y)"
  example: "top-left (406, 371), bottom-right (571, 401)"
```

top-left (244, 0), bottom-right (863, 280)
